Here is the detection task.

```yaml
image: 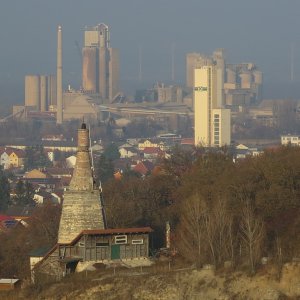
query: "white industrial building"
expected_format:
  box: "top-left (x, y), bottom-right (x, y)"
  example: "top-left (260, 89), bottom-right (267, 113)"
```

top-left (194, 65), bottom-right (231, 147)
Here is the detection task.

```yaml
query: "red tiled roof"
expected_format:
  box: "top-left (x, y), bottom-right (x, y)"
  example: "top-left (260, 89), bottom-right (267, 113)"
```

top-left (0, 214), bottom-right (19, 231)
top-left (181, 138), bottom-right (194, 145)
top-left (133, 160), bottom-right (154, 175)
top-left (46, 168), bottom-right (73, 176)
top-left (143, 147), bottom-right (164, 155)
top-left (0, 215), bottom-right (15, 222)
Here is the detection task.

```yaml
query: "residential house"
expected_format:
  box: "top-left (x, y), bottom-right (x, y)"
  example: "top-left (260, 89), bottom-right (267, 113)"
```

top-left (0, 151), bottom-right (10, 170)
top-left (138, 139), bottom-right (166, 151)
top-left (142, 147), bottom-right (165, 161)
top-left (235, 144), bottom-right (263, 160)
top-left (7, 141), bottom-right (77, 153)
top-left (34, 190), bottom-right (55, 205)
top-left (46, 167), bottom-right (73, 179)
top-left (281, 135), bottom-right (300, 146)
top-left (119, 147), bottom-right (139, 158)
top-left (44, 149), bottom-right (55, 162)
top-left (8, 149), bottom-right (26, 168)
top-left (23, 169), bottom-right (61, 192)
top-left (0, 147), bottom-right (26, 169)
top-left (133, 160), bottom-right (154, 176)
top-left (24, 169), bottom-right (49, 179)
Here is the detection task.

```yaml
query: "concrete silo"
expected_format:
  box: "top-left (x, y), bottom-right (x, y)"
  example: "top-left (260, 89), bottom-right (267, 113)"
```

top-left (25, 75), bottom-right (40, 109)
top-left (47, 75), bottom-right (57, 107)
top-left (253, 70), bottom-right (263, 85)
top-left (40, 75), bottom-right (47, 111)
top-left (226, 68), bottom-right (236, 84)
top-left (253, 70), bottom-right (263, 101)
top-left (82, 47), bottom-right (98, 93)
top-left (239, 71), bottom-right (252, 89)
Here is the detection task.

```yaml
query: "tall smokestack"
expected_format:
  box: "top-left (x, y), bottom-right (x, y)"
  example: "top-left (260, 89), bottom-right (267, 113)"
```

top-left (56, 25), bottom-right (63, 124)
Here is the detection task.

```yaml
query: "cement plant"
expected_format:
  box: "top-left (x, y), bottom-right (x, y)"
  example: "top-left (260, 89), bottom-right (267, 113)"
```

top-left (2, 1), bottom-right (300, 299)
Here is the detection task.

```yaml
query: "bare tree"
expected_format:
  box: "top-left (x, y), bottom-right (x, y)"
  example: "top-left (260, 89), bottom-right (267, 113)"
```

top-left (274, 234), bottom-right (283, 280)
top-left (204, 196), bottom-right (234, 268)
top-left (177, 194), bottom-right (207, 266)
top-left (239, 200), bottom-right (265, 274)
top-left (177, 193), bottom-right (235, 268)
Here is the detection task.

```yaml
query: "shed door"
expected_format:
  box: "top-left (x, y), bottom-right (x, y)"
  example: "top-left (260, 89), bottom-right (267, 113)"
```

top-left (111, 245), bottom-right (120, 259)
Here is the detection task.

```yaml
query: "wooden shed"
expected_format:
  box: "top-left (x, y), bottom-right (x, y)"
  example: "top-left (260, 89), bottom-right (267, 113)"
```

top-left (62, 227), bottom-right (153, 262)
top-left (34, 227), bottom-right (153, 281)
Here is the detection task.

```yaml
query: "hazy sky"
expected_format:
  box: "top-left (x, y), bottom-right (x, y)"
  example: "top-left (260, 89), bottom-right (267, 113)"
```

top-left (1, 0), bottom-right (300, 102)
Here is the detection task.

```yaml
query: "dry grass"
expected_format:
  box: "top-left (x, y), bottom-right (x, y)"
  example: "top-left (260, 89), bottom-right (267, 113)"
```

top-left (6, 261), bottom-right (300, 300)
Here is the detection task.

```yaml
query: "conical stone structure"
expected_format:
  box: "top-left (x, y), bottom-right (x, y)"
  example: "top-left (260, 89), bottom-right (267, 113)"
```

top-left (58, 123), bottom-right (105, 244)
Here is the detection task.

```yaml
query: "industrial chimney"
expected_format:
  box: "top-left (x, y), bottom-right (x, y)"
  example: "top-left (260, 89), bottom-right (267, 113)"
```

top-left (58, 122), bottom-right (105, 244)
top-left (56, 25), bottom-right (63, 124)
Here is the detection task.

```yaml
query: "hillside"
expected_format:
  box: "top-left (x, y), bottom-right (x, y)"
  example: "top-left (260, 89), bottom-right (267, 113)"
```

top-left (3, 261), bottom-right (300, 299)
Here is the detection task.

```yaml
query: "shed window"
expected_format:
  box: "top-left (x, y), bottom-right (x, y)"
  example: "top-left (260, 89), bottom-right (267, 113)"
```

top-left (114, 235), bottom-right (127, 244)
top-left (132, 239), bottom-right (143, 245)
top-left (79, 242), bottom-right (85, 247)
top-left (96, 242), bottom-right (109, 247)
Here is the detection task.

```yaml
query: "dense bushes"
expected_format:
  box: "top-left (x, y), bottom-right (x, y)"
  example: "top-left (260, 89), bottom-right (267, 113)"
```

top-left (104, 146), bottom-right (300, 273)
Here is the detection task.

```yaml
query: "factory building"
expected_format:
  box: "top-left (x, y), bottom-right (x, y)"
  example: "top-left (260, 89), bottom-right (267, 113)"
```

top-left (186, 52), bottom-right (214, 89)
top-left (24, 75), bottom-right (56, 112)
top-left (155, 83), bottom-right (183, 103)
top-left (194, 65), bottom-right (231, 147)
top-left (82, 47), bottom-right (98, 93)
top-left (82, 24), bottom-right (119, 102)
top-left (224, 63), bottom-right (263, 109)
top-left (63, 91), bottom-right (99, 121)
top-left (25, 75), bottom-right (40, 109)
top-left (187, 50), bottom-right (263, 110)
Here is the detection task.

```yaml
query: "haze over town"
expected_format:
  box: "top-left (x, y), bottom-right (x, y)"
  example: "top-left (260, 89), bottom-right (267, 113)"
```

top-left (2, 1), bottom-right (300, 299)
top-left (1, 0), bottom-right (300, 107)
